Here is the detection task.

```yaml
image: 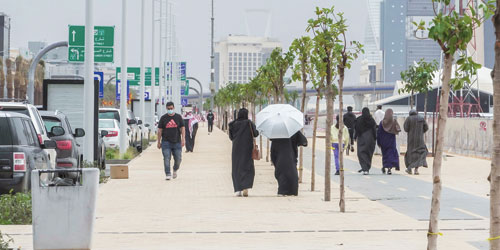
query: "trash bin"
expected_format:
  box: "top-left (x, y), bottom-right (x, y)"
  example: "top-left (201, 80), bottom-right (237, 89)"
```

top-left (31, 168), bottom-right (99, 250)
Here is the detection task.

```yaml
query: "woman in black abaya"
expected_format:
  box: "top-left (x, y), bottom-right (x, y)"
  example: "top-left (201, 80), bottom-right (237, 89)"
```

top-left (271, 131), bottom-right (308, 196)
top-left (354, 107), bottom-right (377, 175)
top-left (229, 108), bottom-right (259, 197)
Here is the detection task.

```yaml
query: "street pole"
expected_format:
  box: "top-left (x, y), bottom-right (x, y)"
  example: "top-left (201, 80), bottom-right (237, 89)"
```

top-left (83, 0), bottom-right (95, 163)
top-left (159, 0), bottom-right (164, 117)
top-left (151, 0), bottom-right (156, 125)
top-left (210, 0), bottom-right (215, 111)
top-left (140, 0), bottom-right (146, 125)
top-left (119, 0), bottom-right (128, 156)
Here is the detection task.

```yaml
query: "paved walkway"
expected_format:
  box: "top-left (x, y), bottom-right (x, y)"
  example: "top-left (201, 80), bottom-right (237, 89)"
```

top-left (0, 124), bottom-right (493, 249)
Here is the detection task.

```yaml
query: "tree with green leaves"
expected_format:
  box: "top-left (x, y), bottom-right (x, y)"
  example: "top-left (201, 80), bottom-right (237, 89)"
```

top-left (329, 11), bottom-right (363, 212)
top-left (291, 36), bottom-right (313, 183)
top-left (309, 45), bottom-right (326, 192)
top-left (413, 1), bottom-right (494, 248)
top-left (261, 47), bottom-right (295, 103)
top-left (400, 59), bottom-right (438, 111)
top-left (491, 2), bottom-right (500, 249)
top-left (308, 6), bottom-right (358, 202)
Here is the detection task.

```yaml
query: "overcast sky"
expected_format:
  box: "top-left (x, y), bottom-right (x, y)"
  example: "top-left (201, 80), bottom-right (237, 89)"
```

top-left (1, 0), bottom-right (368, 92)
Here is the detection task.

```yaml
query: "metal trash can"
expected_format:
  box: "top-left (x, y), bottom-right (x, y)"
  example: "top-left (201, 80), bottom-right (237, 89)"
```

top-left (31, 168), bottom-right (99, 250)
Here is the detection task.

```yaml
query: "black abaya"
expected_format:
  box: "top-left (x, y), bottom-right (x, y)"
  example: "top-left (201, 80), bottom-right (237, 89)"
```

top-left (271, 131), bottom-right (308, 196)
top-left (229, 109), bottom-right (259, 192)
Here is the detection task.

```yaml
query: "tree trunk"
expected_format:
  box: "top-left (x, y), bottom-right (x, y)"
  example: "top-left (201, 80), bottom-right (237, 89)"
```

top-left (266, 96), bottom-right (271, 162)
top-left (299, 69), bottom-right (308, 184)
top-left (311, 93), bottom-right (320, 191)
top-left (338, 67), bottom-right (346, 212)
top-left (325, 60), bottom-right (333, 202)
top-left (410, 90), bottom-right (415, 110)
top-left (427, 53), bottom-right (453, 250)
top-left (259, 103), bottom-right (263, 162)
top-left (490, 7), bottom-right (500, 250)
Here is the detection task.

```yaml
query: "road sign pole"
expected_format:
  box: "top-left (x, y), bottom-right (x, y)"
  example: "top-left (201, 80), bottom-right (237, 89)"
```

top-left (83, 0), bottom-right (95, 163)
top-left (140, 0), bottom-right (146, 125)
top-left (119, 0), bottom-right (128, 156)
top-left (151, 0), bottom-right (156, 126)
top-left (158, 0), bottom-right (164, 117)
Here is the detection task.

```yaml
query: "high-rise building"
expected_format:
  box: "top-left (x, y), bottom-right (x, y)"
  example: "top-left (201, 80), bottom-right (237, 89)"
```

top-left (380, 0), bottom-right (441, 83)
top-left (0, 13), bottom-right (10, 59)
top-left (363, 0), bottom-right (384, 84)
top-left (214, 35), bottom-right (281, 89)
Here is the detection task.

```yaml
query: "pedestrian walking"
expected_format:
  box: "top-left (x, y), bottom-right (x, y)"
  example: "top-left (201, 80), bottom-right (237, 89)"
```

top-left (157, 101), bottom-right (185, 180)
top-left (374, 105), bottom-right (385, 155)
top-left (207, 110), bottom-right (215, 134)
top-left (183, 112), bottom-right (199, 153)
top-left (343, 106), bottom-right (357, 153)
top-left (229, 108), bottom-right (259, 197)
top-left (354, 107), bottom-right (377, 175)
top-left (271, 131), bottom-right (307, 196)
top-left (377, 108), bottom-right (401, 175)
top-left (331, 115), bottom-right (349, 175)
top-left (403, 110), bottom-right (429, 175)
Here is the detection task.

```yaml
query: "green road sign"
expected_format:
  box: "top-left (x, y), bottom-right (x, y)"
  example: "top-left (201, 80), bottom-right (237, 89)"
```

top-left (68, 25), bottom-right (114, 46)
top-left (117, 67), bottom-right (160, 86)
top-left (68, 25), bottom-right (114, 63)
top-left (68, 47), bottom-right (114, 62)
top-left (184, 80), bottom-right (189, 95)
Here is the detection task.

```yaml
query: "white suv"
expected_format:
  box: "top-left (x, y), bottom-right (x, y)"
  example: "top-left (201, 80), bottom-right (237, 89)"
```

top-left (0, 101), bottom-right (57, 169)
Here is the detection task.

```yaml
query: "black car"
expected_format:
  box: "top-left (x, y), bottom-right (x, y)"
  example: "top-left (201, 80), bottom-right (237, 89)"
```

top-left (0, 111), bottom-right (57, 193)
top-left (40, 111), bottom-right (85, 175)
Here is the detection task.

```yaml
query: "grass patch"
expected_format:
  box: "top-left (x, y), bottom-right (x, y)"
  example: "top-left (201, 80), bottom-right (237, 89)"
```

top-left (0, 191), bottom-right (32, 225)
top-left (106, 146), bottom-right (141, 160)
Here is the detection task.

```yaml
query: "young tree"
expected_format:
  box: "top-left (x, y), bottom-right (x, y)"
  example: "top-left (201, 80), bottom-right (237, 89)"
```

top-left (307, 6), bottom-right (344, 201)
top-left (291, 36), bottom-right (313, 183)
top-left (330, 13), bottom-right (363, 212)
top-left (490, 2), bottom-right (500, 249)
top-left (261, 48), bottom-right (295, 103)
top-left (413, 1), bottom-right (494, 248)
top-left (5, 58), bottom-right (13, 98)
top-left (399, 59), bottom-right (438, 111)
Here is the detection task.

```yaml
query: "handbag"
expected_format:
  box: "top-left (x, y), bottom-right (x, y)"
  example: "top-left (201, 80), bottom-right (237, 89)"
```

top-left (249, 121), bottom-right (260, 160)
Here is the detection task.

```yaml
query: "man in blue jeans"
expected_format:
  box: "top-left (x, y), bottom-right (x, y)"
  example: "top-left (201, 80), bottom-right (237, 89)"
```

top-left (157, 102), bottom-right (185, 180)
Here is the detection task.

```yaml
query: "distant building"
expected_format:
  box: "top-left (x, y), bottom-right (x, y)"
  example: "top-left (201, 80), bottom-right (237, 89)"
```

top-left (0, 13), bottom-right (10, 59)
top-left (364, 0), bottom-right (383, 83)
top-left (214, 35), bottom-right (281, 89)
top-left (380, 0), bottom-right (441, 83)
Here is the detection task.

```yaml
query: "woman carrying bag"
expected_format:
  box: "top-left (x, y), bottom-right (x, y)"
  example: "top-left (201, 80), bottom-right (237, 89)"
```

top-left (229, 108), bottom-right (259, 197)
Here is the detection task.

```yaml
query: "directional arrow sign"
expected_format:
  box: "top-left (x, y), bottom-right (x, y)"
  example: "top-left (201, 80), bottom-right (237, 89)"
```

top-left (68, 25), bottom-right (114, 63)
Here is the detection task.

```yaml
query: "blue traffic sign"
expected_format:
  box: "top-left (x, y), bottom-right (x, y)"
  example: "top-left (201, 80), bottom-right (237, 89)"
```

top-left (144, 91), bottom-right (150, 100)
top-left (116, 80), bottom-right (130, 101)
top-left (94, 71), bottom-right (104, 98)
top-left (181, 98), bottom-right (188, 106)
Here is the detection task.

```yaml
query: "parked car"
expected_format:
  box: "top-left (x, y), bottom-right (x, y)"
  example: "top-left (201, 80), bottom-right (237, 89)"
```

top-left (97, 130), bottom-right (107, 170)
top-left (136, 117), bottom-right (151, 141)
top-left (0, 101), bottom-right (57, 169)
top-left (0, 111), bottom-right (57, 193)
top-left (40, 111), bottom-right (85, 178)
top-left (99, 118), bottom-right (122, 149)
top-left (98, 108), bottom-right (141, 146)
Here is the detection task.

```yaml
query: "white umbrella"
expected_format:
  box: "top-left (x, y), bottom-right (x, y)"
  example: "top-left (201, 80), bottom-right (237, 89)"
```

top-left (256, 104), bottom-right (304, 139)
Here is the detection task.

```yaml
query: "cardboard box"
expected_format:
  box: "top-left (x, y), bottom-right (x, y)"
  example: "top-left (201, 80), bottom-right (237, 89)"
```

top-left (110, 165), bottom-right (129, 179)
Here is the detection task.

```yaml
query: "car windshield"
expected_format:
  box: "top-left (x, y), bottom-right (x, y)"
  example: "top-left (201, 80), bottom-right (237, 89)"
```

top-left (99, 120), bottom-right (115, 128)
top-left (99, 111), bottom-right (120, 121)
top-left (42, 117), bottom-right (62, 133)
